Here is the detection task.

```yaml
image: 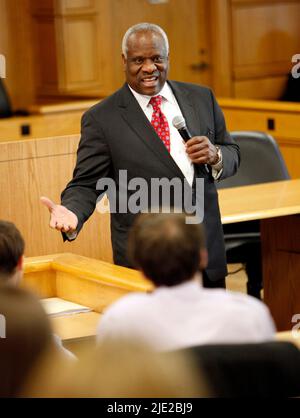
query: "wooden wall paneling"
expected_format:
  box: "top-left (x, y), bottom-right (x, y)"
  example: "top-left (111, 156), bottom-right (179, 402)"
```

top-left (0, 135), bottom-right (113, 261)
top-left (30, 0), bottom-right (104, 98)
top-left (219, 98), bottom-right (300, 178)
top-left (56, 0), bottom-right (97, 15)
top-left (232, 0), bottom-right (300, 73)
top-left (32, 14), bottom-right (59, 96)
top-left (30, 0), bottom-right (55, 14)
top-left (109, 0), bottom-right (213, 91)
top-left (55, 13), bottom-right (103, 92)
top-left (0, 0), bottom-right (35, 109)
top-left (231, 0), bottom-right (300, 99)
top-left (262, 215), bottom-right (300, 331)
top-left (3, 0), bottom-right (300, 107)
top-left (209, 0), bottom-right (234, 96)
top-left (234, 76), bottom-right (288, 100)
top-left (0, 0), bottom-right (9, 61)
top-left (166, 0), bottom-right (213, 87)
top-left (209, 0), bottom-right (300, 99)
top-left (221, 107), bottom-right (300, 140)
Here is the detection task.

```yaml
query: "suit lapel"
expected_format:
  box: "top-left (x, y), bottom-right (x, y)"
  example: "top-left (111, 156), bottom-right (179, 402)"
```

top-left (117, 84), bottom-right (185, 179)
top-left (167, 81), bottom-right (200, 137)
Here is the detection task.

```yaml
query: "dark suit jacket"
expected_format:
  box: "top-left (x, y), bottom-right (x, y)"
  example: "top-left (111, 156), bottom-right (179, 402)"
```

top-left (61, 81), bottom-right (240, 281)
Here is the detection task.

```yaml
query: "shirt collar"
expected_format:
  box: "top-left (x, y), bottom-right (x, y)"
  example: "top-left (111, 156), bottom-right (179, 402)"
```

top-left (128, 82), bottom-right (177, 111)
top-left (151, 272), bottom-right (203, 295)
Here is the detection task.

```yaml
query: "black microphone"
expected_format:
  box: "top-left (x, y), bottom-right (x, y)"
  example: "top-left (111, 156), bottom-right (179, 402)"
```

top-left (173, 115), bottom-right (210, 174)
top-left (172, 115), bottom-right (192, 141)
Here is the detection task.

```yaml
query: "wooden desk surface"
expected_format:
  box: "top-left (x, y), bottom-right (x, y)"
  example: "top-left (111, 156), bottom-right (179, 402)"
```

top-left (276, 331), bottom-right (300, 349)
top-left (51, 312), bottom-right (100, 343)
top-left (28, 100), bottom-right (99, 115)
top-left (218, 98), bottom-right (300, 114)
top-left (219, 179), bottom-right (300, 224)
top-left (50, 311), bottom-right (300, 349)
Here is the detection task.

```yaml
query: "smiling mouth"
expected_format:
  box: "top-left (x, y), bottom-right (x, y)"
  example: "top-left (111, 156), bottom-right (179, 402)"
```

top-left (141, 76), bottom-right (158, 86)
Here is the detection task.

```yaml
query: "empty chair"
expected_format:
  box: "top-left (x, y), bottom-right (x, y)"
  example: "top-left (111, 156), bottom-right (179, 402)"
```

top-left (177, 341), bottom-right (300, 398)
top-left (218, 131), bottom-right (289, 188)
top-left (217, 131), bottom-right (290, 298)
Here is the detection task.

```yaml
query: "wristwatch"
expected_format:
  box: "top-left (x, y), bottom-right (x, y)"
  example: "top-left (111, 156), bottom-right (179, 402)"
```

top-left (212, 146), bottom-right (221, 165)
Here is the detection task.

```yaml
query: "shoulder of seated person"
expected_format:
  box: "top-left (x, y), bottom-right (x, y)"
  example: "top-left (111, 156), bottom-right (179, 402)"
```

top-left (103, 291), bottom-right (150, 312)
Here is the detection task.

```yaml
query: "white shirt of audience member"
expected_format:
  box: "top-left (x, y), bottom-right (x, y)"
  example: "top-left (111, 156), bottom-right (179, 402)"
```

top-left (97, 274), bottom-right (276, 351)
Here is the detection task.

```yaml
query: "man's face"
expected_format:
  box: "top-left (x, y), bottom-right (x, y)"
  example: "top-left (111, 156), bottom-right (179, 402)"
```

top-left (122, 30), bottom-right (169, 96)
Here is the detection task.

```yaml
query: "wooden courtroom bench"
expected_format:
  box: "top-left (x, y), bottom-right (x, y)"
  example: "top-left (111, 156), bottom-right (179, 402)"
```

top-left (0, 100), bottom-right (98, 141)
top-left (219, 98), bottom-right (300, 179)
top-left (23, 253), bottom-right (152, 352)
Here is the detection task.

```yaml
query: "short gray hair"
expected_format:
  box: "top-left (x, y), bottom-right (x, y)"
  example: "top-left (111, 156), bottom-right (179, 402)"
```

top-left (122, 23), bottom-right (169, 58)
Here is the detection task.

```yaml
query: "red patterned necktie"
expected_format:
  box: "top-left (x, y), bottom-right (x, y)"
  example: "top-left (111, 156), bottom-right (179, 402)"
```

top-left (149, 95), bottom-right (171, 152)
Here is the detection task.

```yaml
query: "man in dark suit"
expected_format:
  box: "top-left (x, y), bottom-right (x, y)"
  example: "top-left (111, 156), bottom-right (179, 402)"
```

top-left (41, 23), bottom-right (239, 287)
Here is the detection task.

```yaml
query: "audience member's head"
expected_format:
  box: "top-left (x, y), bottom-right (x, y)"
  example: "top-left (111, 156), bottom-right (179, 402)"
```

top-left (0, 221), bottom-right (25, 286)
top-left (25, 340), bottom-right (209, 398)
top-left (128, 213), bottom-right (207, 286)
top-left (0, 286), bottom-right (54, 397)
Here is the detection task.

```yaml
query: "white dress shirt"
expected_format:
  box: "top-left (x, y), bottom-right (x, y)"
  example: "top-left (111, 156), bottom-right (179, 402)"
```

top-left (129, 82), bottom-right (223, 185)
top-left (129, 83), bottom-right (195, 186)
top-left (97, 275), bottom-right (276, 352)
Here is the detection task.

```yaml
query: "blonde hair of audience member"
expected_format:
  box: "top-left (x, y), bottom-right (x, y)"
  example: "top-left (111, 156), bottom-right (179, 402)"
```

top-left (0, 286), bottom-right (56, 397)
top-left (0, 220), bottom-right (25, 287)
top-left (128, 212), bottom-right (208, 287)
top-left (24, 340), bottom-right (210, 398)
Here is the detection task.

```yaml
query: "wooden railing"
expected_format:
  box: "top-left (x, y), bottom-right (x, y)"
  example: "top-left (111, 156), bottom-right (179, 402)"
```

top-left (0, 134), bottom-right (113, 261)
top-left (0, 100), bottom-right (98, 141)
top-left (23, 253), bottom-right (151, 348)
top-left (219, 98), bottom-right (300, 179)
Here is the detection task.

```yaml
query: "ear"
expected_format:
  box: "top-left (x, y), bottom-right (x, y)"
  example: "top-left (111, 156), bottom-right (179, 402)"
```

top-left (122, 54), bottom-right (127, 71)
top-left (199, 248), bottom-right (208, 270)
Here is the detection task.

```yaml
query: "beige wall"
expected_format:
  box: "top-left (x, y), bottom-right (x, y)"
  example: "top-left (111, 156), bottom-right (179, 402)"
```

top-left (1, 0), bottom-right (300, 109)
top-left (0, 0), bottom-right (35, 109)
